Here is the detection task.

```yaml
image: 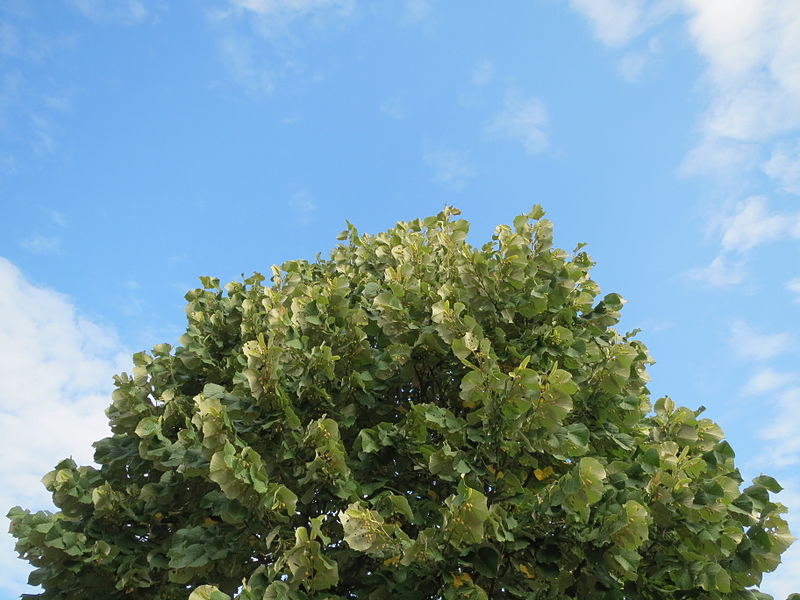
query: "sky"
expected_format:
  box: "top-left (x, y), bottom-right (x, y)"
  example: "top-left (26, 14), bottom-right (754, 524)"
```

top-left (1, 0), bottom-right (799, 597)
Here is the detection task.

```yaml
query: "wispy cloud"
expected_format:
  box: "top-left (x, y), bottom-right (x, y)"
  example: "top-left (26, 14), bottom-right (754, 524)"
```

top-left (19, 234), bottom-right (60, 254)
top-left (485, 92), bottom-right (548, 155)
top-left (718, 196), bottom-right (800, 252)
top-left (289, 188), bottom-right (317, 225)
top-left (380, 96), bottom-right (406, 120)
top-left (217, 34), bottom-right (275, 94)
top-left (729, 319), bottom-right (791, 361)
top-left (758, 386), bottom-right (800, 468)
top-left (402, 0), bottom-right (432, 25)
top-left (686, 197), bottom-right (800, 287)
top-left (617, 37), bottom-right (661, 83)
top-left (0, 16), bottom-right (78, 168)
top-left (568, 1), bottom-right (800, 186)
top-left (208, 0), bottom-right (355, 94)
top-left (470, 59), bottom-right (494, 87)
top-left (681, 0), bottom-right (800, 178)
top-left (567, 0), bottom-right (677, 47)
top-left (422, 141), bottom-right (475, 191)
top-left (221, 0), bottom-right (354, 39)
top-left (743, 368), bottom-right (796, 395)
top-left (763, 140), bottom-right (800, 195)
top-left (0, 258), bottom-right (129, 595)
top-left (684, 254), bottom-right (745, 288)
top-left (0, 21), bottom-right (20, 57)
top-left (787, 277), bottom-right (800, 302)
top-left (67, 0), bottom-right (149, 25)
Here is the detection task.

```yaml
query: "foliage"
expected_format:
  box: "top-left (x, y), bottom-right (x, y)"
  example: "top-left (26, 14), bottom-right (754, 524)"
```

top-left (8, 206), bottom-right (796, 599)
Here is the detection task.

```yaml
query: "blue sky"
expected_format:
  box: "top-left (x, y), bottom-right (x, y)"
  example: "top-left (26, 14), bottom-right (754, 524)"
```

top-left (1, 0), bottom-right (800, 597)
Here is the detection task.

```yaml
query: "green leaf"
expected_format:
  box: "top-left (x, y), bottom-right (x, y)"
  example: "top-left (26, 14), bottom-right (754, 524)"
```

top-left (188, 586), bottom-right (231, 600)
top-left (445, 483), bottom-right (490, 548)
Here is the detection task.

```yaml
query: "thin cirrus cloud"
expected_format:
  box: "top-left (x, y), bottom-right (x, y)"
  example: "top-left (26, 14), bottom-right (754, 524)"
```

top-left (718, 196), bottom-right (800, 253)
top-left (19, 234), bottom-right (61, 255)
top-left (288, 189), bottom-right (317, 225)
top-left (470, 59), bottom-right (495, 87)
top-left (684, 253), bottom-right (745, 288)
top-left (786, 277), bottom-right (800, 301)
top-left (0, 257), bottom-right (129, 596)
top-left (729, 318), bottom-right (791, 361)
top-left (67, 0), bottom-right (149, 25)
top-left (485, 93), bottom-right (548, 155)
top-left (220, 0), bottom-right (354, 37)
top-left (421, 141), bottom-right (475, 191)
top-left (208, 0), bottom-right (355, 95)
top-left (401, 0), bottom-right (432, 25)
top-left (758, 387), bottom-right (800, 468)
top-left (763, 140), bottom-right (800, 195)
top-left (742, 367), bottom-right (796, 396)
top-left (685, 196), bottom-right (800, 287)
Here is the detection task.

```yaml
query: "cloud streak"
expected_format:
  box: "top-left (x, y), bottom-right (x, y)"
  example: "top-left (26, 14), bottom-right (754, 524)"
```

top-left (729, 319), bottom-right (791, 361)
top-left (422, 141), bottom-right (475, 191)
top-left (485, 93), bottom-right (548, 155)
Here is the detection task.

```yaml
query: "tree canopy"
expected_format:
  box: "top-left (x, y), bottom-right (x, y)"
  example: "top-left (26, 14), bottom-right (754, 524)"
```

top-left (8, 206), bottom-right (796, 599)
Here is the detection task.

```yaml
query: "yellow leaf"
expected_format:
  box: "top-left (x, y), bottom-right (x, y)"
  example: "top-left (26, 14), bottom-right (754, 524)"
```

top-left (518, 563), bottom-right (536, 579)
top-left (426, 489), bottom-right (439, 501)
top-left (203, 517), bottom-right (217, 526)
top-left (534, 466), bottom-right (554, 481)
top-left (452, 572), bottom-right (473, 588)
top-left (486, 464), bottom-right (496, 475)
top-left (383, 555), bottom-right (401, 567)
top-left (496, 470), bottom-right (505, 479)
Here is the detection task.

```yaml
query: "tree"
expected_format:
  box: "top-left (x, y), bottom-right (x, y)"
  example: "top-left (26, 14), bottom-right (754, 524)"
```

top-left (7, 207), bottom-right (796, 599)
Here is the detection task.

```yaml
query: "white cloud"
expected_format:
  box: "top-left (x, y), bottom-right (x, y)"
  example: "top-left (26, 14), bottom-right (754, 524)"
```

top-left (46, 208), bottom-right (67, 227)
top-left (67, 0), bottom-right (148, 25)
top-left (787, 277), bottom-right (800, 301)
top-left (289, 189), bottom-right (317, 225)
top-left (763, 140), bottom-right (800, 195)
top-left (402, 0), bottom-right (431, 25)
top-left (617, 51), bottom-right (648, 82)
top-left (0, 258), bottom-right (129, 595)
top-left (226, 0), bottom-right (354, 37)
top-left (569, 0), bottom-right (800, 184)
top-left (567, 0), bottom-right (678, 47)
top-left (679, 0), bottom-right (800, 177)
top-left (471, 59), bottom-right (494, 87)
top-left (0, 22), bottom-right (20, 57)
top-left (486, 93), bottom-right (548, 155)
top-left (567, 0), bottom-right (646, 47)
top-left (685, 254), bottom-right (745, 287)
top-left (686, 197), bottom-right (800, 289)
top-left (616, 36), bottom-right (662, 83)
top-left (217, 34), bottom-right (275, 95)
top-left (422, 141), bottom-right (474, 191)
top-left (729, 319), bottom-right (791, 361)
top-left (678, 137), bottom-right (758, 178)
top-left (380, 96), bottom-right (405, 120)
top-left (210, 0), bottom-right (354, 94)
top-left (758, 386), bottom-right (800, 468)
top-left (743, 368), bottom-right (795, 395)
top-left (19, 234), bottom-right (60, 254)
top-left (718, 196), bottom-right (800, 252)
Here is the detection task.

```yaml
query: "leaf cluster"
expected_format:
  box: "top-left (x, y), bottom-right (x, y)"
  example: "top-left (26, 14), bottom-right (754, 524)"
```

top-left (8, 206), bottom-right (796, 599)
